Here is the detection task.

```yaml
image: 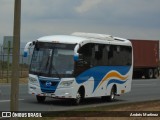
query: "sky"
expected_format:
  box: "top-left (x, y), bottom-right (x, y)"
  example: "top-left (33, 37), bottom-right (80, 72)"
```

top-left (0, 0), bottom-right (160, 46)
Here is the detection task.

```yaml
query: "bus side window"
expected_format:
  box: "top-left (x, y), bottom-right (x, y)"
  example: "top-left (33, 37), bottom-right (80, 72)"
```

top-left (78, 44), bottom-right (92, 65)
top-left (93, 44), bottom-right (105, 66)
top-left (95, 45), bottom-right (102, 60)
top-left (108, 45), bottom-right (114, 65)
top-left (74, 43), bottom-right (92, 76)
top-left (108, 45), bottom-right (132, 66)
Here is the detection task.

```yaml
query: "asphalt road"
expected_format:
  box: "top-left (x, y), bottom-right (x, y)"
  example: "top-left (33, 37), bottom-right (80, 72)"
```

top-left (0, 79), bottom-right (160, 111)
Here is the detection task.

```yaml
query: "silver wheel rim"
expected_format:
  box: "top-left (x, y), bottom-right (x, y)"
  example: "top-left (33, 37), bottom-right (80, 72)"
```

top-left (76, 92), bottom-right (81, 103)
top-left (111, 90), bottom-right (115, 100)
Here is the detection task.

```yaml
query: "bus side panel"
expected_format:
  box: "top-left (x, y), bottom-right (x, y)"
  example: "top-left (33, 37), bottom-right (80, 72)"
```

top-left (75, 66), bottom-right (132, 98)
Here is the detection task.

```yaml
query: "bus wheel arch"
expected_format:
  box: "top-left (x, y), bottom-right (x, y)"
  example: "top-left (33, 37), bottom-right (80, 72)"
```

top-left (109, 84), bottom-right (117, 101)
top-left (101, 84), bottom-right (117, 102)
top-left (73, 86), bottom-right (85, 105)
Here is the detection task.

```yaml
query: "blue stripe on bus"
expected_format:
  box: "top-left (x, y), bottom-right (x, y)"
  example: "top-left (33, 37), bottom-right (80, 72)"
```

top-left (75, 66), bottom-right (130, 92)
top-left (107, 79), bottom-right (127, 87)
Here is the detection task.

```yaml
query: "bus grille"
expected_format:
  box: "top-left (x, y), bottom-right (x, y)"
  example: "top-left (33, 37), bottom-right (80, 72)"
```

top-left (39, 79), bottom-right (59, 93)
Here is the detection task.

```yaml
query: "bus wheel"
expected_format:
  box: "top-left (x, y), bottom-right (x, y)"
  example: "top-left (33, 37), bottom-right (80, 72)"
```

top-left (36, 95), bottom-right (46, 103)
top-left (107, 86), bottom-right (116, 102)
top-left (73, 91), bottom-right (81, 105)
top-left (101, 86), bottom-right (116, 102)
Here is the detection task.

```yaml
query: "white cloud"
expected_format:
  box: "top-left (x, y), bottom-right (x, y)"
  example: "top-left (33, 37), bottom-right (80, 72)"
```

top-left (0, 0), bottom-right (160, 44)
top-left (75, 0), bottom-right (103, 13)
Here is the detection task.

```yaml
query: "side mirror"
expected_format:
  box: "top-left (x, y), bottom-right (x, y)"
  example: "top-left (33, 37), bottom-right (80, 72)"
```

top-left (23, 41), bottom-right (35, 57)
top-left (23, 51), bottom-right (28, 57)
top-left (74, 53), bottom-right (79, 61)
top-left (74, 53), bottom-right (83, 61)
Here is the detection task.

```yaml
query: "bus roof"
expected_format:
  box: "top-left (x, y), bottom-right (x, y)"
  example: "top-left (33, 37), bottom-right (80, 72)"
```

top-left (37, 35), bottom-right (86, 44)
top-left (37, 32), bottom-right (131, 46)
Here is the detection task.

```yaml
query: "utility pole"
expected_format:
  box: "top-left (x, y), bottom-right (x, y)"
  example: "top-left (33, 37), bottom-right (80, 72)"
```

top-left (10, 0), bottom-right (21, 113)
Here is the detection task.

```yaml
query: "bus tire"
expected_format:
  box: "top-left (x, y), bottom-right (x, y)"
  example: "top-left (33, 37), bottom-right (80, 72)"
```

top-left (101, 86), bottom-right (116, 102)
top-left (73, 91), bottom-right (81, 105)
top-left (36, 96), bottom-right (46, 103)
top-left (107, 86), bottom-right (116, 102)
top-left (73, 86), bottom-right (85, 105)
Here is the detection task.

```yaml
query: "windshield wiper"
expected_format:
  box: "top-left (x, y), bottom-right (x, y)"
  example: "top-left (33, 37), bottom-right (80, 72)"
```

top-left (51, 65), bottom-right (61, 79)
top-left (49, 48), bottom-right (61, 79)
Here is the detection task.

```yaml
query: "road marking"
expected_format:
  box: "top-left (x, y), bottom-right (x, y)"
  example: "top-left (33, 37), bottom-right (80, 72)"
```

top-left (0, 99), bottom-right (24, 103)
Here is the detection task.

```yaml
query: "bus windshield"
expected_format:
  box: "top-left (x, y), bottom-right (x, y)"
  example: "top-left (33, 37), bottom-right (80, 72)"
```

top-left (29, 42), bottom-right (75, 77)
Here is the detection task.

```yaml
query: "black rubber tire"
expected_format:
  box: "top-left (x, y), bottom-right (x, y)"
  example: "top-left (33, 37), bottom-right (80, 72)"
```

top-left (106, 86), bottom-right (116, 102)
top-left (153, 69), bottom-right (159, 79)
top-left (36, 96), bottom-right (46, 103)
top-left (73, 91), bottom-right (81, 105)
top-left (146, 69), bottom-right (153, 79)
top-left (101, 86), bottom-right (115, 102)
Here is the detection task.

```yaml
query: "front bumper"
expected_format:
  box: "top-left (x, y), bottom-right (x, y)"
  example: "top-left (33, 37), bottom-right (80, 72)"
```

top-left (28, 84), bottom-right (76, 99)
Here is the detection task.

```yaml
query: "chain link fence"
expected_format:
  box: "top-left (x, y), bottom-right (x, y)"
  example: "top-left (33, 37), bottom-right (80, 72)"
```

top-left (0, 45), bottom-right (33, 83)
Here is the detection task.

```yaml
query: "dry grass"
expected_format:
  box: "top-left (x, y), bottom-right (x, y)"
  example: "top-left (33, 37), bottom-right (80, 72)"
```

top-left (0, 77), bottom-right (28, 84)
top-left (16, 98), bottom-right (160, 120)
top-left (52, 101), bottom-right (160, 120)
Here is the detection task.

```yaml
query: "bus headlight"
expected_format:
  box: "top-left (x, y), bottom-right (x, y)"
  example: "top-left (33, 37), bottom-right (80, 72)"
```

top-left (29, 77), bottom-right (37, 83)
top-left (59, 80), bottom-right (74, 88)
